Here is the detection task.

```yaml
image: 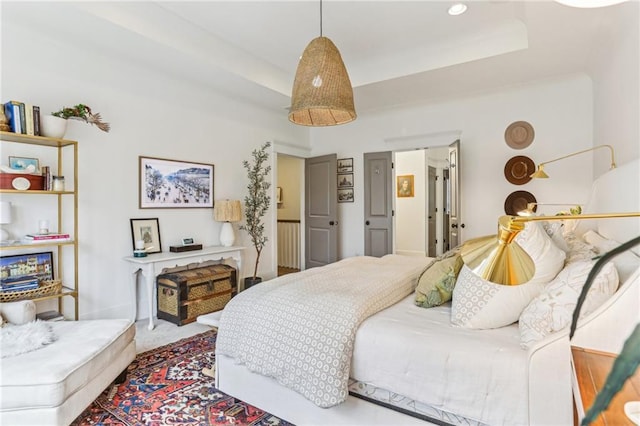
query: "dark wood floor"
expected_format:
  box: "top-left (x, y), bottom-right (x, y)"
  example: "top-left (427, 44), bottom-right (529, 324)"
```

top-left (278, 266), bottom-right (299, 276)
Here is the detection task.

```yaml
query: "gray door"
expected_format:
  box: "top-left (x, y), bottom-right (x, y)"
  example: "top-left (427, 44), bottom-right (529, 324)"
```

top-left (427, 165), bottom-right (437, 257)
top-left (442, 168), bottom-right (450, 251)
top-left (305, 154), bottom-right (338, 268)
top-left (448, 140), bottom-right (461, 248)
top-left (364, 151), bottom-right (393, 257)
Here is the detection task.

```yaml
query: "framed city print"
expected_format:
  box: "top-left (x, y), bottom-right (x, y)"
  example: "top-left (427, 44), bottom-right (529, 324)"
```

top-left (337, 173), bottom-right (353, 188)
top-left (139, 156), bottom-right (214, 208)
top-left (337, 158), bottom-right (353, 173)
top-left (338, 188), bottom-right (354, 203)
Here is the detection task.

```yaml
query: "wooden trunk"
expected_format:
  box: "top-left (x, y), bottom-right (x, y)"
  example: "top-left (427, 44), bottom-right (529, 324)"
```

top-left (156, 264), bottom-right (236, 326)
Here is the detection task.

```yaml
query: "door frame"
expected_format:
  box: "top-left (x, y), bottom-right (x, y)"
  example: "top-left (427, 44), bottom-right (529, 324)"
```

top-left (271, 142), bottom-right (312, 276)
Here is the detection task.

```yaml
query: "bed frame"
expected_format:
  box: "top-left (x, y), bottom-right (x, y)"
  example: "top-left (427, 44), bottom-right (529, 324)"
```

top-left (216, 159), bottom-right (639, 425)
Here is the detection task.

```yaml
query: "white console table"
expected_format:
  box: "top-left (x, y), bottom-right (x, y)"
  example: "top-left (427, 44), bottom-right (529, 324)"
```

top-left (123, 246), bottom-right (243, 330)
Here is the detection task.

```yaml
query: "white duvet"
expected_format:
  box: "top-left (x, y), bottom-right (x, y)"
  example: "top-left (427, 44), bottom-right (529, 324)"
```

top-left (352, 296), bottom-right (529, 425)
top-left (216, 254), bottom-right (431, 408)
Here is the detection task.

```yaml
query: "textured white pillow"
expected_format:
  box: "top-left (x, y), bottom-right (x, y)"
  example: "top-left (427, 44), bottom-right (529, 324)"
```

top-left (582, 230), bottom-right (640, 283)
top-left (451, 222), bottom-right (566, 329)
top-left (519, 260), bottom-right (619, 349)
top-left (563, 231), bottom-right (598, 264)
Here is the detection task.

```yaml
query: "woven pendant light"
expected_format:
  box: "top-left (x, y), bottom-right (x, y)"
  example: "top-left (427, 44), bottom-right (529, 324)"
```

top-left (289, 2), bottom-right (356, 126)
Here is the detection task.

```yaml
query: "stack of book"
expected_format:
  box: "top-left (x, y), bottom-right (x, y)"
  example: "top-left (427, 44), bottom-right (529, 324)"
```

top-left (0, 276), bottom-right (39, 293)
top-left (36, 310), bottom-right (65, 321)
top-left (3, 100), bottom-right (41, 136)
top-left (23, 233), bottom-right (71, 243)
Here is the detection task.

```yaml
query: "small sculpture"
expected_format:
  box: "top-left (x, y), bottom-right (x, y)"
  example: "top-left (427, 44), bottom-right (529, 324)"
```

top-left (52, 104), bottom-right (110, 132)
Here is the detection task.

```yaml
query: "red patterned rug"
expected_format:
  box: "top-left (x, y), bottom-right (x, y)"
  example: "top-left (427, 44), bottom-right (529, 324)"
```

top-left (71, 329), bottom-right (293, 425)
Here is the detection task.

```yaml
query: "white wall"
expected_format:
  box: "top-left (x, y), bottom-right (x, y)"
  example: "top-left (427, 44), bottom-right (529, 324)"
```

top-left (1, 20), bottom-right (309, 320)
top-left (588, 1), bottom-right (639, 177)
top-left (395, 150), bottom-right (426, 256)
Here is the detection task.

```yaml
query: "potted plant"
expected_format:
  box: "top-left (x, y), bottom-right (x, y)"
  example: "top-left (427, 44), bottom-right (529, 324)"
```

top-left (41, 103), bottom-right (110, 138)
top-left (240, 141), bottom-right (271, 289)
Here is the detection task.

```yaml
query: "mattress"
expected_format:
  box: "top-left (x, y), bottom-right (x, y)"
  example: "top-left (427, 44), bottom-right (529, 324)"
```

top-left (351, 296), bottom-right (529, 425)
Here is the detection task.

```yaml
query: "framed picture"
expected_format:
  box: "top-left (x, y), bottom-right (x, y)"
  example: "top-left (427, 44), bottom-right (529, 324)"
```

top-left (397, 174), bottom-right (415, 198)
top-left (139, 156), bottom-right (214, 208)
top-left (338, 173), bottom-right (353, 188)
top-left (276, 187), bottom-right (283, 203)
top-left (0, 251), bottom-right (54, 285)
top-left (338, 188), bottom-right (354, 203)
top-left (130, 218), bottom-right (162, 253)
top-left (337, 158), bottom-right (353, 173)
top-left (9, 156), bottom-right (40, 172)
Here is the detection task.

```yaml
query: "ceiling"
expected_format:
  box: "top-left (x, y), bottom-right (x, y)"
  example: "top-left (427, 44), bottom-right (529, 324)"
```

top-left (3, 1), bottom-right (628, 116)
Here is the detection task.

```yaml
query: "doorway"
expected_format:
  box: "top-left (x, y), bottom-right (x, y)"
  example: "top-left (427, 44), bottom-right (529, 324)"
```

top-left (394, 145), bottom-right (452, 257)
top-left (276, 154), bottom-right (304, 276)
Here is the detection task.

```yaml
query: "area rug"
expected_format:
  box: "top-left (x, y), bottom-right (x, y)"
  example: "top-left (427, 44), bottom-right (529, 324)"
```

top-left (71, 329), bottom-right (293, 425)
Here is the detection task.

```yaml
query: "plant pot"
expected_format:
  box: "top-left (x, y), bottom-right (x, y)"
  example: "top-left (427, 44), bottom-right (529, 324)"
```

top-left (244, 276), bottom-right (262, 290)
top-left (40, 115), bottom-right (68, 139)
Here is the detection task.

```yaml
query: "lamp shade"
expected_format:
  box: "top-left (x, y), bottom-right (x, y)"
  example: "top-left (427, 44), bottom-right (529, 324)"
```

top-left (214, 200), bottom-right (242, 223)
top-left (289, 36), bottom-right (356, 126)
top-left (0, 201), bottom-right (12, 224)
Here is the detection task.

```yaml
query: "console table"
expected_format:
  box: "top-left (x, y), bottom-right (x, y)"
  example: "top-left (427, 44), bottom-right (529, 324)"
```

top-left (123, 246), bottom-right (243, 330)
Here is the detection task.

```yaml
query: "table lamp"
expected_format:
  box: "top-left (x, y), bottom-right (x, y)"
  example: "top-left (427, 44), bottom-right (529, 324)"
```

top-left (214, 200), bottom-right (242, 247)
top-left (0, 201), bottom-right (12, 242)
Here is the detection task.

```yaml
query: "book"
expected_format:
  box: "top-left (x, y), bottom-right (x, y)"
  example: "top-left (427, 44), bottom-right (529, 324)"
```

top-left (17, 102), bottom-right (26, 134)
top-left (1, 276), bottom-right (39, 288)
top-left (36, 310), bottom-right (65, 321)
top-left (24, 103), bottom-right (34, 135)
top-left (4, 101), bottom-right (22, 133)
top-left (41, 166), bottom-right (50, 190)
top-left (1, 281), bottom-right (39, 291)
top-left (24, 233), bottom-right (71, 240)
top-left (33, 105), bottom-right (41, 136)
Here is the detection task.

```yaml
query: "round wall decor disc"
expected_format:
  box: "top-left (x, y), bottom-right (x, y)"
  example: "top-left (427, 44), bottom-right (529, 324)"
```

top-left (505, 121), bottom-right (535, 149)
top-left (504, 155), bottom-right (535, 185)
top-left (504, 190), bottom-right (537, 215)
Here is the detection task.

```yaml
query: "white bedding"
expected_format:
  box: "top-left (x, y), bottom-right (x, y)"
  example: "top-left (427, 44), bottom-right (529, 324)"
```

top-left (352, 296), bottom-right (528, 425)
top-left (216, 254), bottom-right (432, 408)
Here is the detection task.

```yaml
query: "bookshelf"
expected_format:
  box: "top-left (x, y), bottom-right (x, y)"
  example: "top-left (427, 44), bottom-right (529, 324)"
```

top-left (0, 131), bottom-right (78, 320)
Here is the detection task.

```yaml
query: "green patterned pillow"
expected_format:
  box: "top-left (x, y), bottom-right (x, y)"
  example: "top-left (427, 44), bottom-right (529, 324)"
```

top-left (414, 249), bottom-right (464, 308)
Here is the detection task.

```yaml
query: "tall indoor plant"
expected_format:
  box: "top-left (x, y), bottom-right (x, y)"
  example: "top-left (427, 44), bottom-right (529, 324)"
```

top-left (240, 142), bottom-right (271, 288)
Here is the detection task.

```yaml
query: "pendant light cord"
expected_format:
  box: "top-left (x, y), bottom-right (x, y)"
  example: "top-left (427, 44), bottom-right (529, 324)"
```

top-left (320, 0), bottom-right (323, 37)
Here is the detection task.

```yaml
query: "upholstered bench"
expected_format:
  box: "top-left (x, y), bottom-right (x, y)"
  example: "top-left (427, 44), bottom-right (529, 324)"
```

top-left (0, 300), bottom-right (136, 425)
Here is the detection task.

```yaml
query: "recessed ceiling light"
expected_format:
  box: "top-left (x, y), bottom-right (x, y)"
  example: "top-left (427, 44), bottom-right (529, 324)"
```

top-left (448, 3), bottom-right (467, 16)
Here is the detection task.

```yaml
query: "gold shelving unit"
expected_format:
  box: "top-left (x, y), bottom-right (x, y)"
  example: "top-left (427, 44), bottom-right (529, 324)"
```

top-left (0, 131), bottom-right (79, 319)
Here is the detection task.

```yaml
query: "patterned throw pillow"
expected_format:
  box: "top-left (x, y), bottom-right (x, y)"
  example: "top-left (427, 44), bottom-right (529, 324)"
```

top-left (414, 249), bottom-right (463, 308)
top-left (563, 231), bottom-right (598, 264)
top-left (582, 230), bottom-right (640, 282)
top-left (451, 222), bottom-right (565, 329)
top-left (519, 260), bottom-right (619, 349)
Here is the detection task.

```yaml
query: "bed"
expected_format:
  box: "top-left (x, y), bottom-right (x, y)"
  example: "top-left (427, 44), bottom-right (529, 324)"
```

top-left (215, 158), bottom-right (640, 426)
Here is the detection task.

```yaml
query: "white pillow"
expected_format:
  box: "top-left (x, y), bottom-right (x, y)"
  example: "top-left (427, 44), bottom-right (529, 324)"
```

top-left (519, 260), bottom-right (619, 349)
top-left (451, 222), bottom-right (566, 329)
top-left (582, 230), bottom-right (640, 283)
top-left (563, 231), bottom-right (598, 264)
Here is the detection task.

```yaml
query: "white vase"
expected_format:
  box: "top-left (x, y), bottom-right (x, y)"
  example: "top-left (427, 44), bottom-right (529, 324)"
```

top-left (219, 222), bottom-right (236, 247)
top-left (40, 115), bottom-right (68, 139)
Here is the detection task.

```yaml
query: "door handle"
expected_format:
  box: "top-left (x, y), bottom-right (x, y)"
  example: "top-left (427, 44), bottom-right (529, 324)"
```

top-left (451, 224), bottom-right (458, 228)
top-left (365, 220), bottom-right (370, 226)
top-left (329, 221), bottom-right (335, 226)
top-left (460, 223), bottom-right (465, 228)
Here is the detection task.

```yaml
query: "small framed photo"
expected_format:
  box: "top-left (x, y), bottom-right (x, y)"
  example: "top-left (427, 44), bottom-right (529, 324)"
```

top-left (139, 156), bottom-right (214, 209)
top-left (397, 175), bottom-right (415, 198)
top-left (338, 188), bottom-right (354, 203)
top-left (0, 251), bottom-right (54, 285)
top-left (182, 237), bottom-right (194, 246)
top-left (130, 218), bottom-right (162, 253)
top-left (9, 156), bottom-right (40, 172)
top-left (338, 173), bottom-right (353, 188)
top-left (337, 158), bottom-right (353, 173)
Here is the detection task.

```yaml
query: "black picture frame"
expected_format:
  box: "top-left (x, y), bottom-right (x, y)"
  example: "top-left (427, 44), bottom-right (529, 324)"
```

top-left (0, 251), bottom-right (54, 284)
top-left (337, 158), bottom-right (353, 173)
top-left (139, 156), bottom-right (214, 208)
top-left (337, 173), bottom-right (353, 188)
top-left (338, 188), bottom-right (354, 203)
top-left (130, 218), bottom-right (162, 254)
